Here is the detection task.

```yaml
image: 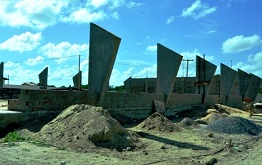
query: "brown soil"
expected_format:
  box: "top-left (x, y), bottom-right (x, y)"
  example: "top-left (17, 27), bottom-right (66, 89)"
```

top-left (1, 104), bottom-right (262, 165)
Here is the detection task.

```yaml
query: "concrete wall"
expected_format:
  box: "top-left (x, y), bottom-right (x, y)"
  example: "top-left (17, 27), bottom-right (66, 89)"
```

top-left (220, 64), bottom-right (237, 101)
top-left (196, 56), bottom-right (217, 97)
top-left (245, 74), bottom-right (262, 101)
top-left (157, 43), bottom-right (182, 105)
top-left (102, 92), bottom-right (164, 109)
top-left (237, 69), bottom-right (251, 99)
top-left (227, 95), bottom-right (243, 108)
top-left (39, 67), bottom-right (48, 89)
top-left (88, 23), bottom-right (121, 105)
top-left (167, 93), bottom-right (202, 107)
top-left (8, 89), bottom-right (97, 111)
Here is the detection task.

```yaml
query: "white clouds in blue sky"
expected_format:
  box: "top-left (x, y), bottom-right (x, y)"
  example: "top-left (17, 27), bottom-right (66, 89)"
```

top-left (0, 32), bottom-right (42, 52)
top-left (222, 34), bottom-right (262, 53)
top-left (181, 0), bottom-right (217, 19)
top-left (0, 0), bottom-right (262, 86)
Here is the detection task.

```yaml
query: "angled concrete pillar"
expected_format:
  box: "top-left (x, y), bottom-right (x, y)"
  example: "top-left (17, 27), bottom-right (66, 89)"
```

top-left (88, 23), bottom-right (121, 105)
top-left (196, 56), bottom-right (217, 103)
top-left (0, 62), bottom-right (3, 88)
top-left (157, 43), bottom-right (183, 105)
top-left (220, 63), bottom-right (238, 102)
top-left (39, 67), bottom-right (48, 89)
top-left (245, 73), bottom-right (262, 101)
top-left (73, 71), bottom-right (82, 89)
top-left (237, 69), bottom-right (251, 100)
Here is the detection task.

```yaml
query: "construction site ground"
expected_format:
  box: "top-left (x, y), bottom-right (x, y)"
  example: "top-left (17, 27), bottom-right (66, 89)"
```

top-left (0, 100), bottom-right (262, 165)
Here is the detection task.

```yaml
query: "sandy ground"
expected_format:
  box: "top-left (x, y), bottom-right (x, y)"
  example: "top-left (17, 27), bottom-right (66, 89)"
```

top-left (1, 101), bottom-right (262, 165)
top-left (1, 123), bottom-right (262, 164)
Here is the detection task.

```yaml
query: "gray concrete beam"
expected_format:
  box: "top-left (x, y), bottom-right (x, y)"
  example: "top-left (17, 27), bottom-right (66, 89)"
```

top-left (157, 43), bottom-right (182, 105)
top-left (39, 67), bottom-right (48, 89)
top-left (245, 73), bottom-right (262, 101)
top-left (220, 63), bottom-right (237, 101)
top-left (73, 71), bottom-right (82, 89)
top-left (196, 55), bottom-right (217, 96)
top-left (237, 69), bottom-right (251, 100)
top-left (88, 23), bottom-right (121, 105)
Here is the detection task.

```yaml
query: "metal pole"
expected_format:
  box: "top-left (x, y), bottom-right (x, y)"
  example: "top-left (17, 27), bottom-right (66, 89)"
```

top-left (78, 54), bottom-right (80, 91)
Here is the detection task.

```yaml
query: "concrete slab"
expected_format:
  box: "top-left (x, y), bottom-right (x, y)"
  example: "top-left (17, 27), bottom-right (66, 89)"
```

top-left (39, 67), bottom-right (48, 89)
top-left (88, 23), bottom-right (121, 105)
top-left (237, 69), bottom-right (251, 100)
top-left (246, 73), bottom-right (262, 101)
top-left (73, 71), bottom-right (82, 89)
top-left (157, 43), bottom-right (182, 105)
top-left (220, 63), bottom-right (237, 102)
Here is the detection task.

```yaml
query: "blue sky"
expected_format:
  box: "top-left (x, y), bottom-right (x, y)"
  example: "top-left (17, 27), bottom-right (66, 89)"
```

top-left (0, 0), bottom-right (262, 87)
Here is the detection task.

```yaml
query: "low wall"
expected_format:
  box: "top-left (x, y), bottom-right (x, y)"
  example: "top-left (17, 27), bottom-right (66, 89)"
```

top-left (7, 89), bottom-right (250, 121)
top-left (9, 89), bottom-right (97, 111)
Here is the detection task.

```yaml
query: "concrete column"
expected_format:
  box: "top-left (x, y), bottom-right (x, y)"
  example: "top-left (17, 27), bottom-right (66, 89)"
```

top-left (39, 67), bottom-right (48, 89)
top-left (196, 56), bottom-right (217, 103)
top-left (73, 71), bottom-right (82, 89)
top-left (220, 63), bottom-right (237, 102)
top-left (245, 73), bottom-right (262, 101)
top-left (88, 23), bottom-right (121, 105)
top-left (237, 69), bottom-right (251, 100)
top-left (157, 43), bottom-right (182, 105)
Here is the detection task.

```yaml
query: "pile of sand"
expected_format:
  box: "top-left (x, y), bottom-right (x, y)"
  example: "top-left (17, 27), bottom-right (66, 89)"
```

top-left (35, 104), bottom-right (139, 151)
top-left (136, 112), bottom-right (181, 132)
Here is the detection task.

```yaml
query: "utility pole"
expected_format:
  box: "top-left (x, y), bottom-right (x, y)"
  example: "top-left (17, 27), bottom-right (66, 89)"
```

top-left (183, 59), bottom-right (194, 78)
top-left (78, 54), bottom-right (81, 91)
top-left (182, 59), bottom-right (194, 93)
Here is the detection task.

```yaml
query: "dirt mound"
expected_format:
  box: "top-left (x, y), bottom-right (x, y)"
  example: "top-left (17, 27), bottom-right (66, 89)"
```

top-left (35, 104), bottom-right (139, 151)
top-left (136, 112), bottom-right (182, 132)
top-left (177, 117), bottom-right (195, 127)
top-left (195, 112), bottom-right (229, 124)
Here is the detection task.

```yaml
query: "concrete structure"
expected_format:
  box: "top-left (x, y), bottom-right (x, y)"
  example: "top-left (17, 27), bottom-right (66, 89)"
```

top-left (124, 77), bottom-right (197, 94)
top-left (195, 56), bottom-right (217, 104)
top-left (88, 23), bottom-right (121, 105)
top-left (73, 71), bottom-right (82, 89)
top-left (237, 69), bottom-right (251, 100)
top-left (0, 62), bottom-right (3, 88)
top-left (246, 74), bottom-right (262, 101)
top-left (124, 77), bottom-right (157, 93)
top-left (39, 67), bottom-right (48, 89)
top-left (157, 43), bottom-right (182, 105)
top-left (220, 63), bottom-right (238, 104)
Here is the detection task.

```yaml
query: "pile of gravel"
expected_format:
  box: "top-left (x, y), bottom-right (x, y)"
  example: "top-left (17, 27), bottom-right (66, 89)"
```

top-left (206, 116), bottom-right (262, 135)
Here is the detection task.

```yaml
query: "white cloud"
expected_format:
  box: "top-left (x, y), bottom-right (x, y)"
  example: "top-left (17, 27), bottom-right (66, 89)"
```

top-left (0, 0), bottom-right (67, 29)
top-left (61, 8), bottom-right (106, 23)
top-left (181, 0), bottom-right (217, 19)
top-left (0, 32), bottom-right (42, 53)
top-left (207, 30), bottom-right (216, 34)
top-left (40, 42), bottom-right (89, 64)
top-left (88, 0), bottom-right (109, 8)
top-left (126, 1), bottom-right (142, 9)
top-left (166, 16), bottom-right (175, 24)
top-left (26, 56), bottom-right (44, 66)
top-left (179, 49), bottom-right (215, 77)
top-left (146, 45), bottom-right (157, 52)
top-left (222, 34), bottom-right (262, 54)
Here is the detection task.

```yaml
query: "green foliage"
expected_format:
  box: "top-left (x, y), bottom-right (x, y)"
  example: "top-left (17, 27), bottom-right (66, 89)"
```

top-left (4, 131), bottom-right (26, 142)
top-left (114, 85), bottom-right (125, 92)
top-left (81, 84), bottom-right (88, 89)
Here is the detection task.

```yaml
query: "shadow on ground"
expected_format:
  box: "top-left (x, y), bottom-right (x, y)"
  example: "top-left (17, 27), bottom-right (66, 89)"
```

top-left (136, 131), bottom-right (209, 150)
